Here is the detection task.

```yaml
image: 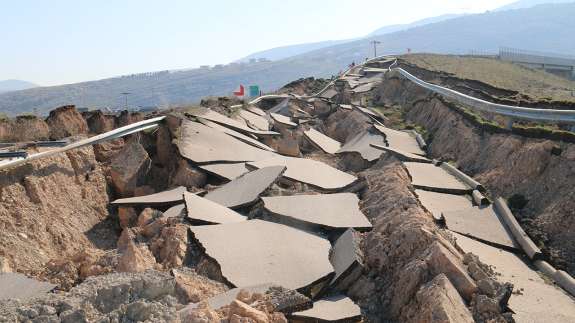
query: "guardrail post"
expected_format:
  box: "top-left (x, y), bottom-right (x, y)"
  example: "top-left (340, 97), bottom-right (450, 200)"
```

top-left (504, 118), bottom-right (514, 130)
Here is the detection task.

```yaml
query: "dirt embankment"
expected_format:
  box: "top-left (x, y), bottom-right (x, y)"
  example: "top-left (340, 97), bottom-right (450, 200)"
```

top-left (0, 146), bottom-right (111, 277)
top-left (375, 75), bottom-right (575, 275)
top-left (0, 115), bottom-right (51, 142)
top-left (321, 110), bottom-right (511, 322)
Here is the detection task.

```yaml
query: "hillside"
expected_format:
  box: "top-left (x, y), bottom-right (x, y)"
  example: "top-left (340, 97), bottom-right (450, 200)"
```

top-left (495, 0), bottom-right (574, 11)
top-left (0, 80), bottom-right (37, 93)
top-left (238, 39), bottom-right (353, 62)
top-left (2, 2), bottom-right (575, 115)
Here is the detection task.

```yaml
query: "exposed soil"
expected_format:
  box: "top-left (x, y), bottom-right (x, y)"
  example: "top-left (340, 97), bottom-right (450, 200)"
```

top-left (374, 74), bottom-right (575, 275)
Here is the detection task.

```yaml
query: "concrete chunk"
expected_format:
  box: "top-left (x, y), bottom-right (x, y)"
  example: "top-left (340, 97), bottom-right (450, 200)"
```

top-left (200, 163), bottom-right (250, 181)
top-left (247, 156), bottom-right (357, 191)
top-left (415, 189), bottom-right (473, 221)
top-left (189, 220), bottom-right (334, 292)
top-left (303, 128), bottom-right (342, 154)
top-left (262, 193), bottom-right (372, 231)
top-left (111, 186), bottom-right (187, 206)
top-left (205, 166), bottom-right (285, 208)
top-left (291, 295), bottom-right (362, 322)
top-left (0, 273), bottom-right (56, 301)
top-left (177, 120), bottom-right (276, 164)
top-left (443, 206), bottom-right (519, 251)
top-left (184, 191), bottom-right (246, 224)
top-left (454, 232), bottom-right (575, 322)
top-left (404, 162), bottom-right (471, 194)
top-left (184, 283), bottom-right (312, 313)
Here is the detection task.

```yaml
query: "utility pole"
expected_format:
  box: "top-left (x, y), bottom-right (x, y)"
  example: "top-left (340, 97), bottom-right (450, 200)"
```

top-left (370, 40), bottom-right (382, 58)
top-left (121, 92), bottom-right (131, 110)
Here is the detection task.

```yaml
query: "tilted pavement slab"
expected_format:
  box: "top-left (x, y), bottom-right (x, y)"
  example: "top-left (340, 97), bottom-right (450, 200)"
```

top-left (199, 163), bottom-right (250, 181)
top-left (404, 162), bottom-right (472, 194)
top-left (291, 295), bottom-right (362, 322)
top-left (415, 189), bottom-right (474, 221)
top-left (270, 113), bottom-right (298, 128)
top-left (454, 233), bottom-right (575, 323)
top-left (339, 104), bottom-right (353, 111)
top-left (239, 109), bottom-right (270, 131)
top-left (353, 106), bottom-right (384, 121)
top-left (443, 206), bottom-right (519, 251)
top-left (177, 120), bottom-right (276, 164)
top-left (336, 131), bottom-right (385, 162)
top-left (204, 166), bottom-right (286, 208)
top-left (329, 229), bottom-right (364, 292)
top-left (261, 193), bottom-right (372, 231)
top-left (186, 107), bottom-right (279, 137)
top-left (184, 191), bottom-right (246, 224)
top-left (373, 124), bottom-right (426, 156)
top-left (352, 82), bottom-right (376, 94)
top-left (247, 156), bottom-right (357, 191)
top-left (371, 144), bottom-right (431, 163)
top-left (246, 106), bottom-right (267, 117)
top-left (319, 88), bottom-right (338, 100)
top-left (198, 118), bottom-right (275, 152)
top-left (189, 219), bottom-right (334, 293)
top-left (111, 186), bottom-right (187, 206)
top-left (0, 273), bottom-right (56, 301)
top-left (303, 128), bottom-right (342, 154)
top-left (163, 203), bottom-right (185, 218)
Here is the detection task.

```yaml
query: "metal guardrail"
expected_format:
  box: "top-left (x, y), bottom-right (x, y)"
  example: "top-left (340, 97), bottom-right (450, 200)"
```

top-left (395, 68), bottom-right (575, 125)
top-left (0, 116), bottom-right (165, 171)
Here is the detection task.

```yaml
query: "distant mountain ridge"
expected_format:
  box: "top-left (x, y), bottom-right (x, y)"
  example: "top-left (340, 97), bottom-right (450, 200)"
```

top-left (1, 2), bottom-right (575, 116)
top-left (495, 0), bottom-right (574, 11)
top-left (0, 80), bottom-right (37, 93)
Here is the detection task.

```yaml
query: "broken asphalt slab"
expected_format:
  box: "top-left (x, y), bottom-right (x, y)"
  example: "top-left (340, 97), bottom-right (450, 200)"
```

top-left (184, 191), bottom-right (246, 224)
top-left (186, 107), bottom-right (279, 137)
top-left (373, 124), bottom-right (426, 156)
top-left (238, 109), bottom-right (270, 131)
top-left (404, 162), bottom-right (472, 194)
top-left (270, 113), bottom-right (298, 128)
top-left (261, 193), bottom-right (372, 232)
top-left (290, 294), bottom-right (362, 322)
top-left (189, 219), bottom-right (334, 294)
top-left (199, 163), bottom-right (250, 181)
top-left (370, 143), bottom-right (432, 163)
top-left (329, 229), bottom-right (364, 292)
top-left (415, 189), bottom-right (473, 221)
top-left (443, 205), bottom-right (519, 251)
top-left (454, 233), bottom-right (575, 322)
top-left (336, 131), bottom-right (385, 163)
top-left (111, 186), bottom-right (187, 206)
top-left (177, 120), bottom-right (276, 164)
top-left (303, 128), bottom-right (342, 154)
top-left (247, 156), bottom-right (357, 191)
top-left (204, 166), bottom-right (285, 208)
top-left (197, 118), bottom-right (275, 152)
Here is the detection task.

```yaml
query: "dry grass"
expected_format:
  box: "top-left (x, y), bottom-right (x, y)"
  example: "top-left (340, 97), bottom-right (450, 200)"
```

top-left (402, 54), bottom-right (575, 103)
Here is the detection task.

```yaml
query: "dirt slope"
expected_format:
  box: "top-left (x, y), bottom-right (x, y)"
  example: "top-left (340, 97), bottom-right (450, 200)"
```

top-left (375, 74), bottom-right (575, 274)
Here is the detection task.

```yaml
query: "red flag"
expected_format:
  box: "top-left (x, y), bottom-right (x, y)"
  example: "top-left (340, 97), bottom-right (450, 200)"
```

top-left (233, 84), bottom-right (245, 97)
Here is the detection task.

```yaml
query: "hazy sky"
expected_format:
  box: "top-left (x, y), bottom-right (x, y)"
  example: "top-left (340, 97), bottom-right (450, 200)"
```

top-left (1, 0), bottom-right (518, 86)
